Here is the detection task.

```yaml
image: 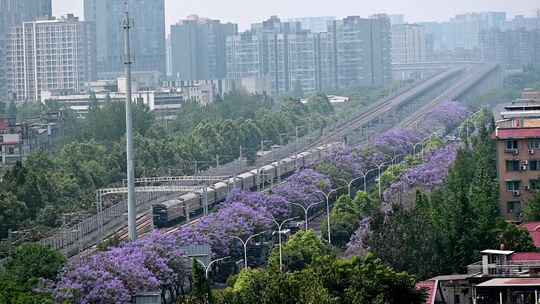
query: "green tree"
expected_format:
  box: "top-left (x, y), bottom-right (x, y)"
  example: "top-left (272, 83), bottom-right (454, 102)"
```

top-left (268, 230), bottom-right (332, 273)
top-left (0, 192), bottom-right (27, 239)
top-left (524, 192), bottom-right (540, 222)
top-left (0, 244), bottom-right (65, 304)
top-left (497, 222), bottom-right (536, 252)
top-left (191, 260), bottom-right (213, 304)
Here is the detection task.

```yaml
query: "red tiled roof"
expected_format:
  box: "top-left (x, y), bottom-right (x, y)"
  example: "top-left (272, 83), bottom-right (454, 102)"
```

top-left (495, 128), bottom-right (540, 139)
top-left (511, 252), bottom-right (540, 261)
top-left (416, 280), bottom-right (437, 304)
top-left (520, 222), bottom-right (540, 248)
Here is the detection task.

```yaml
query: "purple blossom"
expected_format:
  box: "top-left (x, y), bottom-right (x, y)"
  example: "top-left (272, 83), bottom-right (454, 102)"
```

top-left (373, 129), bottom-right (423, 155)
top-left (55, 231), bottom-right (190, 303)
top-left (383, 143), bottom-right (459, 203)
top-left (419, 101), bottom-right (470, 132)
top-left (273, 169), bottom-right (332, 207)
top-left (322, 145), bottom-right (366, 176)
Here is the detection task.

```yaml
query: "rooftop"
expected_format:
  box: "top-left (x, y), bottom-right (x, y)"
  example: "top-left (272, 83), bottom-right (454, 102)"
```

top-left (520, 222), bottom-right (540, 248)
top-left (477, 278), bottom-right (540, 287)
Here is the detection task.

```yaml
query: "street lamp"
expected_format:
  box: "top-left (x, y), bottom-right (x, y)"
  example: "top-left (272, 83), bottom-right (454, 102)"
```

top-left (315, 188), bottom-right (344, 244)
top-left (232, 231), bottom-right (267, 269)
top-left (286, 201), bottom-right (322, 231)
top-left (271, 216), bottom-right (298, 273)
top-left (195, 256), bottom-right (230, 279)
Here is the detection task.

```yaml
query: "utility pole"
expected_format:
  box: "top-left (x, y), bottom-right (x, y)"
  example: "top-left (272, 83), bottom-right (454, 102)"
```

top-left (123, 0), bottom-right (137, 241)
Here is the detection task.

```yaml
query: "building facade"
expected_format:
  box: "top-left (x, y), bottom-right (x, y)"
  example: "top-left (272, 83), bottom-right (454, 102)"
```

top-left (480, 28), bottom-right (540, 68)
top-left (170, 15), bottom-right (237, 81)
top-left (226, 16), bottom-right (392, 95)
top-left (327, 15), bottom-right (392, 89)
top-left (391, 24), bottom-right (428, 64)
top-left (5, 15), bottom-right (96, 103)
top-left (0, 0), bottom-right (52, 98)
top-left (494, 90), bottom-right (540, 221)
top-left (83, 0), bottom-right (166, 78)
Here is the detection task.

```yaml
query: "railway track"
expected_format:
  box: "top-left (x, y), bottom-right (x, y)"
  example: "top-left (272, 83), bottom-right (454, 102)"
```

top-left (308, 67), bottom-right (466, 148)
top-left (400, 64), bottom-right (499, 129)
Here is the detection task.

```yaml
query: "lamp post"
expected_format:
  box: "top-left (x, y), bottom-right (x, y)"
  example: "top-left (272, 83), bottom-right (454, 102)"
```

top-left (315, 188), bottom-right (343, 244)
top-left (272, 216), bottom-right (298, 272)
top-left (232, 231), bottom-right (267, 269)
top-left (286, 201), bottom-right (322, 231)
top-left (196, 256), bottom-right (230, 279)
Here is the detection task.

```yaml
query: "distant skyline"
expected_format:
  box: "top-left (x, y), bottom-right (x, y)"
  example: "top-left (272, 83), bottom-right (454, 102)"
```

top-left (53, 0), bottom-right (539, 32)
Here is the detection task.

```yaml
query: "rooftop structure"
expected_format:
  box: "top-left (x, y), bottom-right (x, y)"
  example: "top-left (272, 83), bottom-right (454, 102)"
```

top-left (419, 249), bottom-right (540, 304)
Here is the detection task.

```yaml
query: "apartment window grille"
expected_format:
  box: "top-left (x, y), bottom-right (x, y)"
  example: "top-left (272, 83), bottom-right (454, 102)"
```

top-left (506, 181), bottom-right (521, 191)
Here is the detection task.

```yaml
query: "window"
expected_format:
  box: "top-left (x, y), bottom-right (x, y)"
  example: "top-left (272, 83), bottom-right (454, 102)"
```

top-left (506, 160), bottom-right (521, 172)
top-left (507, 201), bottom-right (522, 214)
top-left (531, 160), bottom-right (540, 171)
top-left (8, 147), bottom-right (15, 155)
top-left (530, 139), bottom-right (540, 149)
top-left (531, 180), bottom-right (540, 191)
top-left (506, 140), bottom-right (519, 150)
top-left (507, 181), bottom-right (521, 191)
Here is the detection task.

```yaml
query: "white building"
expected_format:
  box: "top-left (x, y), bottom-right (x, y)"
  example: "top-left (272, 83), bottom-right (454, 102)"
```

top-left (41, 80), bottom-right (221, 116)
top-left (391, 24), bottom-right (428, 64)
top-left (5, 14), bottom-right (96, 102)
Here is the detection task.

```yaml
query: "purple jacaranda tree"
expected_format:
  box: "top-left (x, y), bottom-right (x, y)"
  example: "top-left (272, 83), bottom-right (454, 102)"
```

top-left (55, 242), bottom-right (165, 304)
top-left (224, 189), bottom-right (290, 220)
top-left (383, 143), bottom-right (459, 203)
top-left (373, 129), bottom-right (424, 155)
top-left (173, 198), bottom-right (274, 256)
top-left (273, 169), bottom-right (332, 207)
top-left (322, 145), bottom-right (366, 176)
top-left (419, 101), bottom-right (470, 132)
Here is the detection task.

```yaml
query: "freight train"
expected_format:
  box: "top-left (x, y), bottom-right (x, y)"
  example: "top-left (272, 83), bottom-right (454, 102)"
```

top-left (152, 144), bottom-right (336, 228)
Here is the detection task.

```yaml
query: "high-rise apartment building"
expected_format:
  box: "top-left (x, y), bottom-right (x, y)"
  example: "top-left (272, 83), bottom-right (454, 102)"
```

top-left (480, 28), bottom-right (540, 68)
top-left (170, 15), bottom-right (237, 80)
top-left (391, 24), bottom-right (428, 64)
top-left (0, 0), bottom-right (52, 99)
top-left (421, 12), bottom-right (506, 52)
top-left (325, 15), bottom-right (392, 89)
top-left (226, 16), bottom-right (392, 95)
top-left (84, 0), bottom-right (166, 78)
top-left (5, 15), bottom-right (96, 102)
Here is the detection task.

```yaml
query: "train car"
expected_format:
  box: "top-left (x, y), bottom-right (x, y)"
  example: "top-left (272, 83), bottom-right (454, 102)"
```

top-left (279, 157), bottom-right (296, 176)
top-left (201, 187), bottom-right (216, 208)
top-left (182, 192), bottom-right (202, 219)
top-left (260, 165), bottom-right (277, 184)
top-left (227, 177), bottom-right (241, 190)
top-left (237, 172), bottom-right (256, 190)
top-left (212, 182), bottom-right (230, 203)
top-left (153, 199), bottom-right (184, 228)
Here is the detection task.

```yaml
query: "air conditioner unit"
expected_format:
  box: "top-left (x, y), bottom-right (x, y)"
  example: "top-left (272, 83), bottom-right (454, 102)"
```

top-left (526, 185), bottom-right (532, 191)
top-left (513, 149), bottom-right (520, 155)
top-left (530, 149), bottom-right (535, 155)
top-left (522, 165), bottom-right (529, 171)
top-left (513, 190), bottom-right (521, 197)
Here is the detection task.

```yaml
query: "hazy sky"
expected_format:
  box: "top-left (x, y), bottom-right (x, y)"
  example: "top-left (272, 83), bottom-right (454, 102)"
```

top-left (53, 0), bottom-right (539, 31)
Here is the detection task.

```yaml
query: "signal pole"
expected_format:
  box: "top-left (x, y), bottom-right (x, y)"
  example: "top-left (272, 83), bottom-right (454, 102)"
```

top-left (123, 0), bottom-right (137, 241)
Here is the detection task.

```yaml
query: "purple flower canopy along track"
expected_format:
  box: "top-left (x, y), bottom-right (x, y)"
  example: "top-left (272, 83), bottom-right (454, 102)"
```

top-left (54, 100), bottom-right (471, 303)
